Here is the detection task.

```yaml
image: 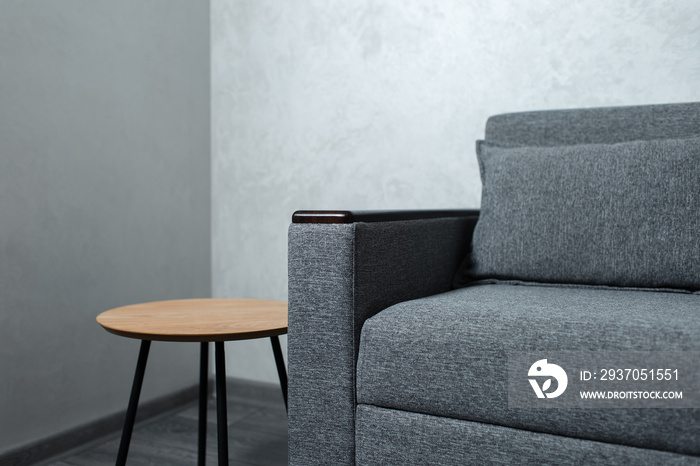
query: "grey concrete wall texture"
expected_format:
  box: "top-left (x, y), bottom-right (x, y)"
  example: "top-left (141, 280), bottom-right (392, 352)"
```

top-left (0, 0), bottom-right (210, 454)
top-left (212, 0), bottom-right (700, 382)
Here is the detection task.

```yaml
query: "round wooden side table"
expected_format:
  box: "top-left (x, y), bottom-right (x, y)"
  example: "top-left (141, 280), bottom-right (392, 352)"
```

top-left (96, 298), bottom-right (288, 466)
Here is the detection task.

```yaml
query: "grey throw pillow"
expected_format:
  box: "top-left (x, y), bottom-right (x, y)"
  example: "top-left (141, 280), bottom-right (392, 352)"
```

top-left (466, 137), bottom-right (700, 290)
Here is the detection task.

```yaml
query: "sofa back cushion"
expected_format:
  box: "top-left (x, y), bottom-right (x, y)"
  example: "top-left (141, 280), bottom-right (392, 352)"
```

top-left (484, 102), bottom-right (700, 147)
top-left (467, 102), bottom-right (700, 290)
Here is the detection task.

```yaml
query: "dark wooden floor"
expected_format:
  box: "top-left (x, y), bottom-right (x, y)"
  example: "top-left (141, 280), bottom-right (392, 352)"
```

top-left (43, 379), bottom-right (287, 466)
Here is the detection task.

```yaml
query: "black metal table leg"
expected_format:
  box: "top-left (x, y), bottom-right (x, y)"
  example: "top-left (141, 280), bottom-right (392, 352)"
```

top-left (198, 342), bottom-right (209, 466)
top-left (270, 336), bottom-right (288, 412)
top-left (116, 339), bottom-right (151, 466)
top-left (215, 341), bottom-right (229, 466)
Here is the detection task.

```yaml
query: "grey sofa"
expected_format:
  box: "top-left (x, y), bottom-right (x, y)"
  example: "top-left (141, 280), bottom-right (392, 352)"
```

top-left (288, 102), bottom-right (700, 465)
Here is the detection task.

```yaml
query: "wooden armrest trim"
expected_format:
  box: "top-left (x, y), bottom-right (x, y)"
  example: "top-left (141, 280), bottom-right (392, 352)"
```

top-left (292, 209), bottom-right (479, 224)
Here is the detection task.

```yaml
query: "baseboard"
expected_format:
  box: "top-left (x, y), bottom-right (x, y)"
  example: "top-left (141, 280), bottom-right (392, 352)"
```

top-left (0, 383), bottom-right (202, 466)
top-left (226, 376), bottom-right (285, 404)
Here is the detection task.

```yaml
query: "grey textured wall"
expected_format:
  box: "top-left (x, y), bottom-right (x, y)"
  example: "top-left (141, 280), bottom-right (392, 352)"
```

top-left (212, 0), bottom-right (700, 382)
top-left (0, 0), bottom-right (210, 454)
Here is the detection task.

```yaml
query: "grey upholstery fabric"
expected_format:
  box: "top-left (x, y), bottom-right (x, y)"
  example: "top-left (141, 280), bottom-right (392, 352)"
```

top-left (288, 216), bottom-right (477, 465)
top-left (485, 102), bottom-right (700, 147)
top-left (468, 137), bottom-right (700, 289)
top-left (356, 404), bottom-right (700, 465)
top-left (288, 223), bottom-right (355, 466)
top-left (357, 284), bottom-right (700, 455)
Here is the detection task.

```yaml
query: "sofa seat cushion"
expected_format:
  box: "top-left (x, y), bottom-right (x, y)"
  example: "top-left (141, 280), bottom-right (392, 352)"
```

top-left (356, 284), bottom-right (700, 456)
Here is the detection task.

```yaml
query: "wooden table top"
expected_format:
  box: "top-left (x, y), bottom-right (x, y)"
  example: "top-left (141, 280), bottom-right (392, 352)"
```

top-left (96, 299), bottom-right (287, 342)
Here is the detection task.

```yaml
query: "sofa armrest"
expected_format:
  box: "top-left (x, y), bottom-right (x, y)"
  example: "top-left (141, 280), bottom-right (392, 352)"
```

top-left (288, 209), bottom-right (479, 465)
